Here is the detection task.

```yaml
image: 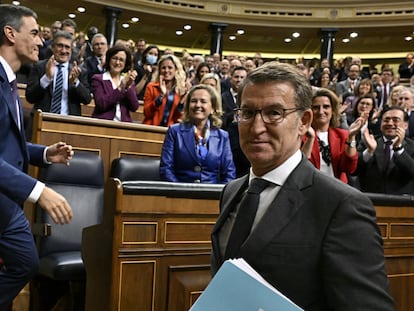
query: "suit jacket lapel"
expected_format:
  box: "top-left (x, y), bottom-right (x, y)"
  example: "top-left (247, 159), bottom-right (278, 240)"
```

top-left (240, 158), bottom-right (313, 259)
top-left (181, 123), bottom-right (200, 163)
top-left (0, 66), bottom-right (20, 130)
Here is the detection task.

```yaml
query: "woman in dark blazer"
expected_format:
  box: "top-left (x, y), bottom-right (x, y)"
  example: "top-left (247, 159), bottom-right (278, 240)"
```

top-left (91, 45), bottom-right (139, 122)
top-left (160, 84), bottom-right (236, 183)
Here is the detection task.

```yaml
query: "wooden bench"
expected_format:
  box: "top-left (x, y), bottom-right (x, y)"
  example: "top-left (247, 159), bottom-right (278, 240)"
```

top-left (82, 179), bottom-right (414, 311)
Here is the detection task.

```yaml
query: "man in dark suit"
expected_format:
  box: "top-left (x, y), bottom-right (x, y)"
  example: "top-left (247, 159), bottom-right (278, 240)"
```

top-left (220, 66), bottom-right (247, 131)
top-left (355, 106), bottom-right (414, 195)
top-left (0, 5), bottom-right (73, 309)
top-left (81, 33), bottom-right (108, 91)
top-left (211, 62), bottom-right (394, 310)
top-left (25, 30), bottom-right (91, 138)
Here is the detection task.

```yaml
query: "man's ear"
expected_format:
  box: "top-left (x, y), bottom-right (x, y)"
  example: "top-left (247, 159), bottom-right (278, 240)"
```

top-left (298, 109), bottom-right (313, 136)
top-left (3, 26), bottom-right (16, 44)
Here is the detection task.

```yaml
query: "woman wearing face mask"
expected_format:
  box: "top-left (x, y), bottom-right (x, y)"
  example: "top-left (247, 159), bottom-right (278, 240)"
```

top-left (134, 45), bottom-right (160, 100)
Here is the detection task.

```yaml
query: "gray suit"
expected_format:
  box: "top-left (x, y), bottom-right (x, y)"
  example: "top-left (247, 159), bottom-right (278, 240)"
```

top-left (211, 157), bottom-right (394, 310)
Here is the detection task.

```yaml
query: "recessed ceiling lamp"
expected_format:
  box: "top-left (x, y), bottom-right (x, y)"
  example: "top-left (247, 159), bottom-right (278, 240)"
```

top-left (350, 32), bottom-right (358, 38)
top-left (77, 7), bottom-right (86, 13)
top-left (405, 36), bottom-right (413, 41)
top-left (292, 32), bottom-right (300, 38)
top-left (12, 1), bottom-right (20, 5)
top-left (342, 38), bottom-right (350, 43)
top-left (237, 29), bottom-right (245, 35)
top-left (229, 35), bottom-right (236, 41)
top-left (131, 17), bottom-right (139, 23)
top-left (184, 25), bottom-right (192, 31)
top-left (68, 13), bottom-right (76, 19)
top-left (122, 23), bottom-right (130, 29)
top-left (176, 30), bottom-right (183, 36)
top-left (284, 38), bottom-right (292, 43)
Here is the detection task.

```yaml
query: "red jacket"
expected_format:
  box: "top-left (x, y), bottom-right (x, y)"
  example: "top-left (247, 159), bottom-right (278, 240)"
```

top-left (303, 127), bottom-right (358, 183)
top-left (143, 82), bottom-right (183, 127)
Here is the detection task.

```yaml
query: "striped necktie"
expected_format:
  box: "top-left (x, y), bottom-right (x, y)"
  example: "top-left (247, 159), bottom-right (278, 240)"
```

top-left (51, 64), bottom-right (63, 114)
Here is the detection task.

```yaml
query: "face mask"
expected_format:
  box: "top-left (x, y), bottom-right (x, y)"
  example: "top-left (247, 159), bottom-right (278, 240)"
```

top-left (146, 55), bottom-right (158, 65)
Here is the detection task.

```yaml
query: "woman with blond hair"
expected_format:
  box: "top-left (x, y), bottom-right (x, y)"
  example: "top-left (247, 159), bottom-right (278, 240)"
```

top-left (160, 84), bottom-right (235, 183)
top-left (143, 54), bottom-right (190, 126)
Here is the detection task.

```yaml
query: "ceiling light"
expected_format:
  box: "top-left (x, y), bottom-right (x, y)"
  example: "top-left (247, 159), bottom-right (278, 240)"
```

top-left (237, 29), bottom-right (245, 35)
top-left (131, 17), bottom-right (139, 23)
top-left (122, 23), bottom-right (130, 29)
top-left (292, 32), bottom-right (300, 38)
top-left (68, 13), bottom-right (76, 19)
top-left (176, 30), bottom-right (183, 36)
top-left (350, 32), bottom-right (358, 38)
top-left (405, 36), bottom-right (413, 41)
top-left (284, 38), bottom-right (292, 43)
top-left (77, 7), bottom-right (86, 13)
top-left (342, 38), bottom-right (350, 43)
top-left (183, 25), bottom-right (192, 31)
top-left (12, 1), bottom-right (20, 5)
top-left (229, 35), bottom-right (236, 41)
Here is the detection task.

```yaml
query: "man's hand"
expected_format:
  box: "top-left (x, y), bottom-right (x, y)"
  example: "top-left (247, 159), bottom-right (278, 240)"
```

top-left (69, 61), bottom-right (81, 84)
top-left (363, 127), bottom-right (377, 153)
top-left (392, 126), bottom-right (406, 148)
top-left (46, 142), bottom-right (74, 165)
top-left (38, 187), bottom-right (73, 224)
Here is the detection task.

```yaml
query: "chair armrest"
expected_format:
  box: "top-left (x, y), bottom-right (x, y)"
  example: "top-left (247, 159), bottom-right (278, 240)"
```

top-left (32, 223), bottom-right (52, 237)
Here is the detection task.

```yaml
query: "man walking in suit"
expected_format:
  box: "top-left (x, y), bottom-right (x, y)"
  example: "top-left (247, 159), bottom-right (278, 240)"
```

top-left (0, 5), bottom-right (74, 309)
top-left (211, 62), bottom-right (394, 310)
top-left (355, 106), bottom-right (414, 195)
top-left (25, 30), bottom-right (91, 138)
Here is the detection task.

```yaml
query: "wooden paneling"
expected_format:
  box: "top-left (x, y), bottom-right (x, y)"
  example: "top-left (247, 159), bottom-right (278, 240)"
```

top-left (82, 182), bottom-right (414, 311)
top-left (31, 110), bottom-right (166, 180)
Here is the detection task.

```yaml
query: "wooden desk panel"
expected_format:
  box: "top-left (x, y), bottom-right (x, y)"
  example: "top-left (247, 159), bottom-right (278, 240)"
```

top-left (82, 182), bottom-right (414, 311)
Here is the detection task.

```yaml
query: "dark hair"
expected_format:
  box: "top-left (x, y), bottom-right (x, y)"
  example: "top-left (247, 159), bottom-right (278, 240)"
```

top-left (61, 18), bottom-right (77, 32)
top-left (104, 45), bottom-right (132, 73)
top-left (0, 4), bottom-right (37, 45)
top-left (238, 62), bottom-right (312, 111)
top-left (195, 62), bottom-right (211, 82)
top-left (142, 45), bottom-right (160, 64)
top-left (352, 94), bottom-right (375, 120)
top-left (231, 66), bottom-right (247, 76)
top-left (381, 105), bottom-right (408, 122)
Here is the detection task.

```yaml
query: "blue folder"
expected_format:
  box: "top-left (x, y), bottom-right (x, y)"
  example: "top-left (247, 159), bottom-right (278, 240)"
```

top-left (190, 258), bottom-right (303, 311)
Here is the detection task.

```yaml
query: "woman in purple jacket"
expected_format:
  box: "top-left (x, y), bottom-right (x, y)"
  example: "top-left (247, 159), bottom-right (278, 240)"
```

top-left (160, 84), bottom-right (236, 183)
top-left (91, 45), bottom-right (139, 122)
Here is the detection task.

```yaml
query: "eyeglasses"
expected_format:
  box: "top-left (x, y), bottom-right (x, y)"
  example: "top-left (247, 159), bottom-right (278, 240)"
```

top-left (111, 56), bottom-right (126, 63)
top-left (234, 107), bottom-right (302, 124)
top-left (382, 116), bottom-right (402, 123)
top-left (54, 43), bottom-right (71, 50)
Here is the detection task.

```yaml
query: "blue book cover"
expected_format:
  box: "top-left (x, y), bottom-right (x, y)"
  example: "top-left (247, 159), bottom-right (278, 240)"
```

top-left (190, 258), bottom-right (303, 311)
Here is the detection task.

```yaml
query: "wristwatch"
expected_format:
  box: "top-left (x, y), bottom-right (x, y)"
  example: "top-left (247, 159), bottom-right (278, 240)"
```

top-left (346, 140), bottom-right (357, 148)
top-left (393, 144), bottom-right (403, 151)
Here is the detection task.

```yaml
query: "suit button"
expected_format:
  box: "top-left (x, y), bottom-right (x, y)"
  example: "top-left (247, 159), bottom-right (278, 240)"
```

top-left (194, 179), bottom-right (201, 183)
top-left (194, 165), bottom-right (201, 172)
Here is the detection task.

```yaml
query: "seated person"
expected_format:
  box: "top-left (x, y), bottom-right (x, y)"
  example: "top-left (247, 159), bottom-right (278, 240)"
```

top-left (354, 106), bottom-right (414, 194)
top-left (91, 45), bottom-right (139, 122)
top-left (160, 84), bottom-right (236, 183)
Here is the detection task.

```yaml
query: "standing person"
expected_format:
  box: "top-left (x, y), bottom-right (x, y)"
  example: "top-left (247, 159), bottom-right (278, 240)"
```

top-left (82, 33), bottom-right (108, 90)
top-left (134, 44), bottom-right (160, 100)
top-left (211, 62), bottom-right (394, 310)
top-left (25, 30), bottom-right (91, 138)
top-left (355, 106), bottom-right (414, 195)
top-left (143, 54), bottom-right (188, 127)
top-left (0, 5), bottom-right (74, 309)
top-left (91, 45), bottom-right (139, 122)
top-left (160, 84), bottom-right (235, 183)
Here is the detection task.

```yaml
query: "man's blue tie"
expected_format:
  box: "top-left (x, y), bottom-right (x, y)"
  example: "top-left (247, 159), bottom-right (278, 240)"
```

top-left (51, 64), bottom-right (63, 114)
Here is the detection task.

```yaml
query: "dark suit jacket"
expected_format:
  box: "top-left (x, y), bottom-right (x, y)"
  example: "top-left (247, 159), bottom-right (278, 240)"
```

top-left (91, 73), bottom-right (139, 122)
top-left (221, 90), bottom-right (237, 131)
top-left (159, 122), bottom-right (236, 183)
top-left (211, 157), bottom-right (394, 310)
top-left (82, 55), bottom-right (104, 91)
top-left (0, 63), bottom-right (46, 231)
top-left (355, 137), bottom-right (414, 194)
